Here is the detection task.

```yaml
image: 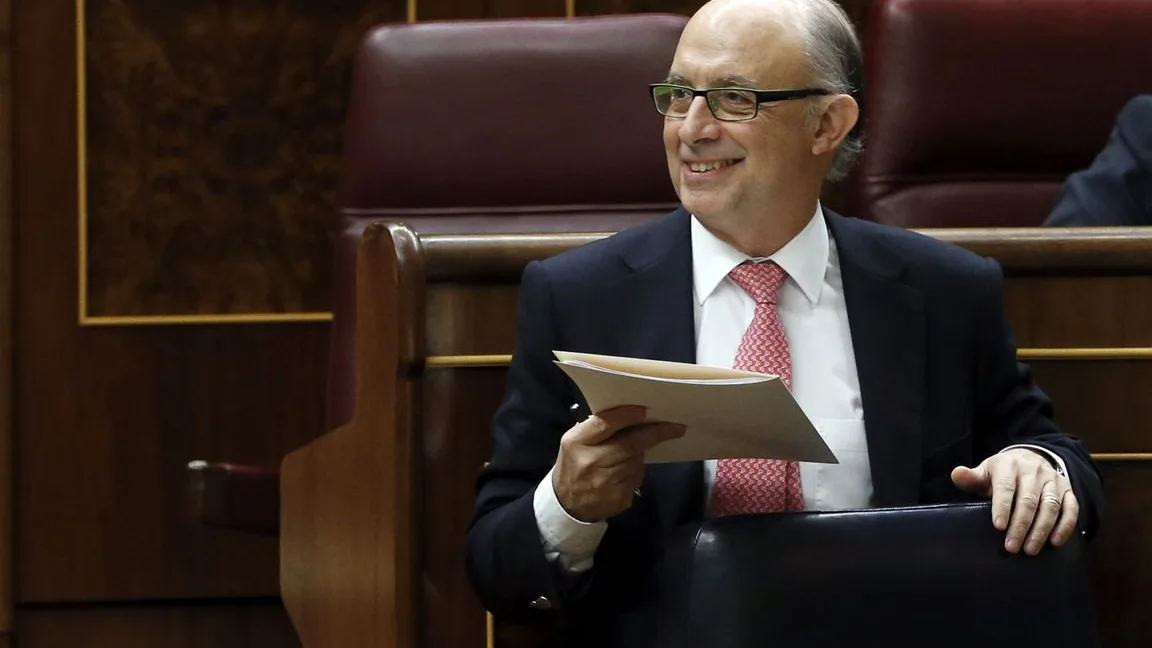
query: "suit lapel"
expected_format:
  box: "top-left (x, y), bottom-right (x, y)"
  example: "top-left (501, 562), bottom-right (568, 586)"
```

top-left (610, 208), bottom-right (703, 523)
top-left (826, 211), bottom-right (925, 507)
top-left (610, 208), bottom-right (696, 365)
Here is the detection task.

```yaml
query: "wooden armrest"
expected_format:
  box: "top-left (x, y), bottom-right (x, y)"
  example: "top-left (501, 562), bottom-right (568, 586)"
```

top-left (186, 461), bottom-right (280, 536)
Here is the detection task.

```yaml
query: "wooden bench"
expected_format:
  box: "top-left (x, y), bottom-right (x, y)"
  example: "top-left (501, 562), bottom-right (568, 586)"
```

top-left (281, 222), bottom-right (1152, 648)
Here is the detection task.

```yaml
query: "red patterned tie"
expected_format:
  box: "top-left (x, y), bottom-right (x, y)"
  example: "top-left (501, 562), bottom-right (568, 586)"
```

top-left (710, 261), bottom-right (804, 516)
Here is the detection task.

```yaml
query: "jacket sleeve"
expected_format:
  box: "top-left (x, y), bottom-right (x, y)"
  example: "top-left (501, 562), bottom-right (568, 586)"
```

top-left (1045, 95), bottom-right (1152, 227)
top-left (464, 260), bottom-right (592, 621)
top-left (973, 257), bottom-right (1104, 538)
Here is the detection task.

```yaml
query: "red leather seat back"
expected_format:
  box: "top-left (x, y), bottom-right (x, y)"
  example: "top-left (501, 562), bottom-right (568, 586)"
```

top-left (854, 0), bottom-right (1152, 228)
top-left (328, 15), bottom-right (687, 428)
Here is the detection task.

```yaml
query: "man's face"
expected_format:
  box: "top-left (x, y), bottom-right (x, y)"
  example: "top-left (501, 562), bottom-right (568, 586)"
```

top-left (662, 13), bottom-right (819, 226)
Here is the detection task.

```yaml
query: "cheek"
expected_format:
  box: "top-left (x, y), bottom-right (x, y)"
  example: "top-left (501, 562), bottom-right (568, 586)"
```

top-left (663, 122), bottom-right (679, 154)
top-left (663, 124), bottom-right (681, 185)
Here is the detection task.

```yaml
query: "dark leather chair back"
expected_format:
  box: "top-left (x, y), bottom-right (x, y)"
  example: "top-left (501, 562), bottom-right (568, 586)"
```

top-left (854, 0), bottom-right (1152, 227)
top-left (328, 15), bottom-right (687, 428)
top-left (658, 503), bottom-right (1099, 648)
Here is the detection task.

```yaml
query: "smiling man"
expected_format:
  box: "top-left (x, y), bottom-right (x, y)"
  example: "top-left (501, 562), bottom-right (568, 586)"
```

top-left (465, 1), bottom-right (1103, 646)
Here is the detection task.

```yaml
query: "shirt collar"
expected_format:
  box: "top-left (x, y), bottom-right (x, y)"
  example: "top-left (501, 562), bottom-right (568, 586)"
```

top-left (691, 203), bottom-right (829, 307)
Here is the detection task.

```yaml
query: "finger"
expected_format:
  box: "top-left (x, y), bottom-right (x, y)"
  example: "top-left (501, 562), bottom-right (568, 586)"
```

top-left (570, 405), bottom-right (648, 445)
top-left (1023, 480), bottom-right (1062, 556)
top-left (1050, 489), bottom-right (1081, 547)
top-left (614, 422), bottom-right (688, 456)
top-left (1004, 470), bottom-right (1038, 554)
top-left (985, 462), bottom-right (1016, 532)
top-left (570, 424), bottom-right (683, 470)
top-left (951, 464), bottom-right (991, 497)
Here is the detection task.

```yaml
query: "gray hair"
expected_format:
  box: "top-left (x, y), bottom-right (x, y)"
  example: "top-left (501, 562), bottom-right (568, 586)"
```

top-left (799, 0), bottom-right (864, 182)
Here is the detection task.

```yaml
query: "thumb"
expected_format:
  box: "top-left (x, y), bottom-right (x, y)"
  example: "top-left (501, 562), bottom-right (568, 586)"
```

top-left (951, 464), bottom-right (991, 496)
top-left (573, 405), bottom-right (648, 445)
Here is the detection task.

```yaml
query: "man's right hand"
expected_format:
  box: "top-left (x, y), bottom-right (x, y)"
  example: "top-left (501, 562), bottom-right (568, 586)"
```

top-left (552, 405), bottom-right (686, 522)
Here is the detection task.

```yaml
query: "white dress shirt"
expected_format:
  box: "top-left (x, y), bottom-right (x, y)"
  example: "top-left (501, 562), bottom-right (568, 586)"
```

top-left (532, 205), bottom-right (1066, 573)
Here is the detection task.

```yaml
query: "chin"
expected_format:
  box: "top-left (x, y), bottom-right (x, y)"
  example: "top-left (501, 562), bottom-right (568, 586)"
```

top-left (678, 192), bottom-right (726, 221)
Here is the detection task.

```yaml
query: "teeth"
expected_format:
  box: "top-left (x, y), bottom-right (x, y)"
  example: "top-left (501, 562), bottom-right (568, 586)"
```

top-left (690, 160), bottom-right (733, 172)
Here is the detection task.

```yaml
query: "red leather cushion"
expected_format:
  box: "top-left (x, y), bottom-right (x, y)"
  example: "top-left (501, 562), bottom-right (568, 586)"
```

top-left (855, 0), bottom-right (1152, 227)
top-left (338, 15), bottom-right (685, 211)
top-left (327, 15), bottom-right (687, 429)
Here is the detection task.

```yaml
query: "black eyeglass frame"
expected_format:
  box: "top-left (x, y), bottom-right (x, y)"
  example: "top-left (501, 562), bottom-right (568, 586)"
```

top-left (649, 83), bottom-right (832, 121)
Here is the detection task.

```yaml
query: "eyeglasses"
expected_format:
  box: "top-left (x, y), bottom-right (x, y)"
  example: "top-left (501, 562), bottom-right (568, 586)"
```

top-left (649, 83), bottom-right (831, 122)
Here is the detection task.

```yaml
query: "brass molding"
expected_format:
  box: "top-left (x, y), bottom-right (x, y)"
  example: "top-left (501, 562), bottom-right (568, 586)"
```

top-left (487, 612), bottom-right (494, 648)
top-left (426, 354), bottom-right (512, 368)
top-left (407, 0), bottom-right (416, 23)
top-left (1018, 347), bottom-right (1152, 360)
top-left (82, 312), bottom-right (332, 327)
top-left (565, 0), bottom-right (575, 18)
top-left (1091, 453), bottom-right (1152, 462)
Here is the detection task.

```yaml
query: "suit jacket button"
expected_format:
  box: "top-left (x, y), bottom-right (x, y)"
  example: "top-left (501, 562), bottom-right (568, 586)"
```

top-left (529, 596), bottom-right (553, 611)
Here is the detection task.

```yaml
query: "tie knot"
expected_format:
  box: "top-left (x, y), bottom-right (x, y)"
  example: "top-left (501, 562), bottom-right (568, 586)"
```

top-left (728, 261), bottom-right (788, 304)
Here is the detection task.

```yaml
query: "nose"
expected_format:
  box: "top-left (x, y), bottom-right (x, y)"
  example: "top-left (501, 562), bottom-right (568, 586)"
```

top-left (677, 96), bottom-right (721, 145)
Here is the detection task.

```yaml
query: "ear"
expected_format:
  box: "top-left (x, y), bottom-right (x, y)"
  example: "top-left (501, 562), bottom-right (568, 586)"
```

top-left (810, 94), bottom-right (859, 156)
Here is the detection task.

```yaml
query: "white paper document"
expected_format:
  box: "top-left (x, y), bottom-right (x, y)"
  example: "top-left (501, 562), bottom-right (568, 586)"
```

top-left (553, 351), bottom-right (837, 465)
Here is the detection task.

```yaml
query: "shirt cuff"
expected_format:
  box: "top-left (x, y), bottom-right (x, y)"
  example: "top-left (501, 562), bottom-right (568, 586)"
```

top-left (1002, 444), bottom-right (1071, 483)
top-left (533, 467), bottom-right (608, 574)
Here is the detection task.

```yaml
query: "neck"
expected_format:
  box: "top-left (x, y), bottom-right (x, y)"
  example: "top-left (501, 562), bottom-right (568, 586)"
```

top-left (709, 202), bottom-right (818, 258)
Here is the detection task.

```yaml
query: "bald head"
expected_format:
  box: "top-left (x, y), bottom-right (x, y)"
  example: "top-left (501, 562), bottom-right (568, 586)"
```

top-left (685, 0), bottom-right (811, 47)
top-left (669, 0), bottom-right (864, 181)
top-left (659, 0), bottom-right (863, 256)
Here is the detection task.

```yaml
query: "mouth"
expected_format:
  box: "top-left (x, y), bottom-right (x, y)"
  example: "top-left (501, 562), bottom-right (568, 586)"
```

top-left (684, 159), bottom-right (742, 175)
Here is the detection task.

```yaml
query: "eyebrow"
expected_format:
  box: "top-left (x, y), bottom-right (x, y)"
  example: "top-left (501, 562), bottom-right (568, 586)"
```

top-left (663, 73), bottom-right (760, 88)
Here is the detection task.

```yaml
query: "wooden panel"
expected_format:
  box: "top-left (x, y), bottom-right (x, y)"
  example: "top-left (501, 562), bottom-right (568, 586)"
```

top-left (1032, 362), bottom-right (1152, 455)
top-left (422, 369), bottom-right (507, 648)
top-left (426, 285), bottom-right (519, 356)
top-left (1005, 277), bottom-right (1152, 347)
top-left (15, 0), bottom-right (330, 605)
top-left (1088, 461), bottom-right (1152, 648)
top-left (16, 599), bottom-right (300, 648)
top-left (14, 325), bottom-right (327, 603)
top-left (425, 277), bottom-right (1152, 356)
top-left (0, 0), bottom-right (11, 633)
top-left (280, 223), bottom-right (422, 648)
top-left (83, 0), bottom-right (400, 317)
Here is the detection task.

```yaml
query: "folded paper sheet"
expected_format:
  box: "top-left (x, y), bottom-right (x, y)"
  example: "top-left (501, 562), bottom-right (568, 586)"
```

top-left (554, 351), bottom-right (837, 464)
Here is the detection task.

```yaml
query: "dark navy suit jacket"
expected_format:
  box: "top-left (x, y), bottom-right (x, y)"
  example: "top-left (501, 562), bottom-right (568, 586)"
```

top-left (1045, 95), bottom-right (1152, 226)
top-left (466, 208), bottom-right (1103, 648)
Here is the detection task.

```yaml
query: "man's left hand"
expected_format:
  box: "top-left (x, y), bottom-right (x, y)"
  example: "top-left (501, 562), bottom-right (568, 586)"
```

top-left (951, 449), bottom-right (1079, 556)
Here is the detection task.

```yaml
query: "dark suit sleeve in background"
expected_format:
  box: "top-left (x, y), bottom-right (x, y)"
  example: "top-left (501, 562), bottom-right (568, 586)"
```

top-left (1045, 95), bottom-right (1152, 227)
top-left (973, 257), bottom-right (1104, 538)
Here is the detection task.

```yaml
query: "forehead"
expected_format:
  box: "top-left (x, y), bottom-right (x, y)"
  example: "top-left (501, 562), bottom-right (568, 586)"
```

top-left (669, 8), bottom-right (809, 87)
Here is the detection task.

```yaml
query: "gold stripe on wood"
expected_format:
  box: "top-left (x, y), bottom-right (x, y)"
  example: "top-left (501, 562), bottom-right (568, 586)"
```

top-left (487, 612), bottom-right (494, 648)
top-left (1017, 348), bottom-right (1152, 360)
top-left (565, 0), bottom-right (575, 18)
top-left (426, 355), bottom-right (512, 368)
top-left (82, 313), bottom-right (333, 327)
top-left (408, 0), bottom-right (416, 23)
top-left (1092, 453), bottom-right (1152, 462)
